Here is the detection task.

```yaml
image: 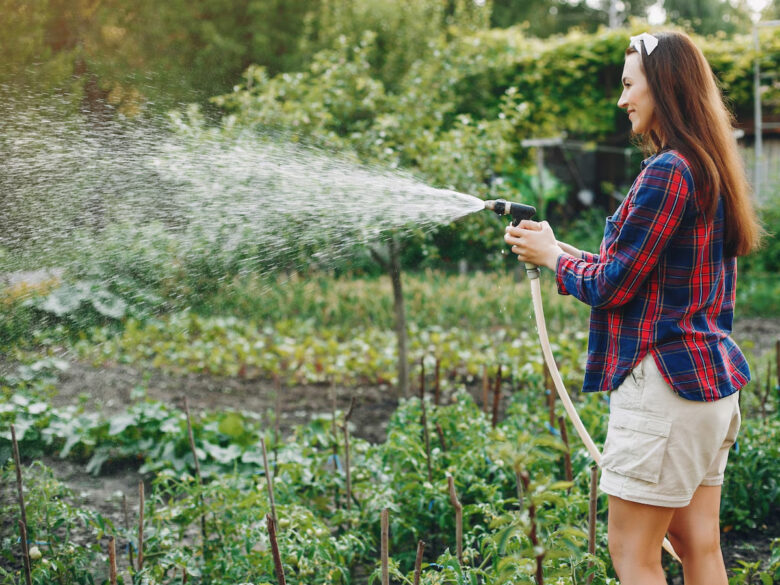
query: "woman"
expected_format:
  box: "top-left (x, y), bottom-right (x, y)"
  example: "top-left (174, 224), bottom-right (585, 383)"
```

top-left (504, 31), bottom-right (763, 585)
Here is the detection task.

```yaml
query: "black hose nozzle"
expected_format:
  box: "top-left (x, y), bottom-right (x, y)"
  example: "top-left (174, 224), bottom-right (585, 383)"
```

top-left (484, 199), bottom-right (536, 226)
top-left (484, 199), bottom-right (540, 279)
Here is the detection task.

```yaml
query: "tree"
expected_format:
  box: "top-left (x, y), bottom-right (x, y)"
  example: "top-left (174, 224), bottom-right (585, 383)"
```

top-left (664, 0), bottom-right (753, 35)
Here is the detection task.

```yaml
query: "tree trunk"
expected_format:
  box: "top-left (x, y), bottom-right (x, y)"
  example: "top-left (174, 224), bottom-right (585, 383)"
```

top-left (389, 235), bottom-right (409, 398)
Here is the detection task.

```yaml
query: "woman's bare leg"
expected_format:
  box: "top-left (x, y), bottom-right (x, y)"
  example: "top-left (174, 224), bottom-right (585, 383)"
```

top-left (666, 485), bottom-right (728, 585)
top-left (607, 495), bottom-right (675, 585)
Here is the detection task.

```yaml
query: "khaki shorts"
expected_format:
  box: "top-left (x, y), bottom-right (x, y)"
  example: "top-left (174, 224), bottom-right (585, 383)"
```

top-left (599, 353), bottom-right (741, 508)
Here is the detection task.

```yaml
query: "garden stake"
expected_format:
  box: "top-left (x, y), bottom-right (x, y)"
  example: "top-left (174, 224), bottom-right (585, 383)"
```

top-left (341, 397), bottom-right (356, 511)
top-left (267, 514), bottom-right (287, 585)
top-left (273, 373), bottom-right (282, 464)
top-left (137, 481), bottom-right (145, 571)
top-left (260, 437), bottom-right (278, 527)
top-left (184, 396), bottom-right (209, 553)
top-left (182, 567), bottom-right (188, 584)
top-left (420, 358), bottom-right (433, 482)
top-left (763, 360), bottom-right (772, 420)
top-left (10, 425), bottom-right (33, 585)
top-left (435, 421), bottom-right (447, 452)
top-left (557, 415), bottom-right (573, 486)
top-left (123, 492), bottom-right (135, 569)
top-left (776, 339), bottom-right (779, 389)
top-left (413, 540), bottom-right (426, 585)
top-left (17, 520), bottom-right (33, 585)
top-left (434, 358), bottom-right (441, 406)
top-left (108, 536), bottom-right (119, 585)
top-left (381, 508), bottom-right (390, 585)
top-left (491, 365), bottom-right (502, 428)
top-left (482, 365), bottom-right (489, 415)
top-left (484, 199), bottom-right (680, 561)
top-left (588, 465), bottom-right (598, 585)
top-left (447, 476), bottom-right (463, 564)
top-left (330, 379), bottom-right (342, 510)
top-left (519, 471), bottom-right (544, 585)
top-left (546, 366), bottom-right (556, 427)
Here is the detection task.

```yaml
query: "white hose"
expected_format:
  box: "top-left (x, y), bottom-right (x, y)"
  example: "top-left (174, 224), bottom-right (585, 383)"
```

top-left (528, 274), bottom-right (681, 563)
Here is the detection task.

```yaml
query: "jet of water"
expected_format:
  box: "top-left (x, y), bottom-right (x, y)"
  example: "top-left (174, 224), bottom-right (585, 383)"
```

top-left (1, 101), bottom-right (485, 284)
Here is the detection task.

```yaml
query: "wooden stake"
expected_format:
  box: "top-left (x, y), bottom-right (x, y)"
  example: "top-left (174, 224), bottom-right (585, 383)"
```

top-left (123, 493), bottom-right (134, 569)
top-left (260, 437), bottom-right (278, 527)
top-left (184, 397), bottom-right (209, 550)
top-left (267, 514), bottom-right (287, 585)
top-left (587, 465), bottom-right (598, 585)
top-left (519, 471), bottom-right (544, 585)
top-left (434, 358), bottom-right (441, 406)
top-left (108, 536), bottom-right (118, 585)
top-left (557, 415), bottom-right (573, 485)
top-left (381, 508), bottom-right (390, 585)
top-left (435, 422), bottom-right (447, 452)
top-left (342, 397), bottom-right (356, 511)
top-left (763, 360), bottom-right (772, 420)
top-left (11, 425), bottom-right (33, 585)
top-left (413, 540), bottom-right (426, 585)
top-left (447, 476), bottom-right (463, 564)
top-left (420, 359), bottom-right (433, 482)
top-left (482, 365), bottom-right (489, 415)
top-left (491, 365), bottom-right (502, 428)
top-left (776, 339), bottom-right (779, 389)
top-left (17, 520), bottom-right (32, 585)
top-left (137, 481), bottom-right (145, 571)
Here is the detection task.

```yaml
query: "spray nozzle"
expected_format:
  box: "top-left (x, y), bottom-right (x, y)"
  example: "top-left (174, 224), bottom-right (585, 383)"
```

top-left (484, 199), bottom-right (536, 226)
top-left (484, 199), bottom-right (540, 280)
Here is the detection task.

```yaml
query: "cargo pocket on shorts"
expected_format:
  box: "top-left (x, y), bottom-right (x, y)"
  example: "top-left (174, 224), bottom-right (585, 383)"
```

top-left (601, 408), bottom-right (672, 484)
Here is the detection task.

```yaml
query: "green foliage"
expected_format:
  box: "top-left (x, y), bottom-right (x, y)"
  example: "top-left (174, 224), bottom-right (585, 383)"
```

top-left (721, 417), bottom-right (780, 532)
top-left (0, 462), bottom-right (113, 584)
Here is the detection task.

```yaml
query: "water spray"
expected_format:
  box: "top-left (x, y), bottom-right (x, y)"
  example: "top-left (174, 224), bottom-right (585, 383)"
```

top-left (482, 199), bottom-right (681, 563)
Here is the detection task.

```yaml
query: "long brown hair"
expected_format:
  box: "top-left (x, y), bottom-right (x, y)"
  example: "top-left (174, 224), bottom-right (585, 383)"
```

top-left (627, 31), bottom-right (763, 257)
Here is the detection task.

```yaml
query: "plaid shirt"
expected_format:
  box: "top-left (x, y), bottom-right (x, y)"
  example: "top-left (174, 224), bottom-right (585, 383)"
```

top-left (556, 150), bottom-right (750, 401)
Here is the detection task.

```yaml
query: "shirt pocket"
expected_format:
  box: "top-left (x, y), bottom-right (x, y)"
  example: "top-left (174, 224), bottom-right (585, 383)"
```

top-left (601, 408), bottom-right (671, 484)
top-left (602, 216), bottom-right (622, 254)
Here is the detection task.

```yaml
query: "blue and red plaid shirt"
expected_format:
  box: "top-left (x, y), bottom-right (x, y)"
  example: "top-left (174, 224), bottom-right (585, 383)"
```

top-left (556, 150), bottom-right (750, 402)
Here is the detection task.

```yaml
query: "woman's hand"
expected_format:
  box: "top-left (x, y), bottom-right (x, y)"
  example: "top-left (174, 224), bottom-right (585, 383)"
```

top-left (504, 220), bottom-right (566, 270)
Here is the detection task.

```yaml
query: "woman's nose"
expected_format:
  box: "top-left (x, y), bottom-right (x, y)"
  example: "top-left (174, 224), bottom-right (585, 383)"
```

top-left (617, 91), bottom-right (628, 109)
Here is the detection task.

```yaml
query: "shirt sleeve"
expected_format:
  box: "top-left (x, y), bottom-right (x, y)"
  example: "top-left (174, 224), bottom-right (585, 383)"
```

top-left (581, 251), bottom-right (600, 263)
top-left (556, 157), bottom-right (690, 309)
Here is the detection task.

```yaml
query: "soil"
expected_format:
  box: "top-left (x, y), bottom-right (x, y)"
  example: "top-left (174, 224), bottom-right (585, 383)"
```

top-left (3, 315), bottom-right (778, 579)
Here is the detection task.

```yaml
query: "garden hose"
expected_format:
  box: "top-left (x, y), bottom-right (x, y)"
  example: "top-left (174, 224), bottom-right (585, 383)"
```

top-left (485, 199), bottom-right (681, 563)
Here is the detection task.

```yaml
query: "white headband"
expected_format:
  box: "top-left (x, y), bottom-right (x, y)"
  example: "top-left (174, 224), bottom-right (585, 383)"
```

top-left (629, 33), bottom-right (659, 56)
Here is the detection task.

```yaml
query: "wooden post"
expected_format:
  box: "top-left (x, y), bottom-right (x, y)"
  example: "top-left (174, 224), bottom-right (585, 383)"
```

top-left (11, 425), bottom-right (33, 585)
top-left (776, 339), bottom-right (779, 389)
top-left (546, 365), bottom-right (556, 427)
top-left (434, 358), bottom-right (441, 407)
top-left (184, 397), bottom-right (208, 550)
top-left (435, 422), bottom-right (447, 452)
top-left (413, 540), bottom-right (426, 585)
top-left (260, 437), bottom-right (278, 526)
top-left (557, 415), bottom-right (573, 485)
top-left (482, 365), bottom-right (489, 415)
top-left (519, 471), bottom-right (544, 585)
top-left (447, 476), bottom-right (463, 564)
top-left (491, 365), bottom-right (502, 428)
top-left (137, 481), bottom-right (145, 571)
top-left (420, 359), bottom-right (433, 482)
top-left (267, 514), bottom-right (287, 585)
top-left (17, 521), bottom-right (32, 585)
top-left (108, 536), bottom-right (118, 585)
top-left (123, 493), bottom-right (134, 569)
top-left (381, 508), bottom-right (390, 585)
top-left (342, 397), bottom-right (356, 511)
top-left (587, 465), bottom-right (599, 585)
